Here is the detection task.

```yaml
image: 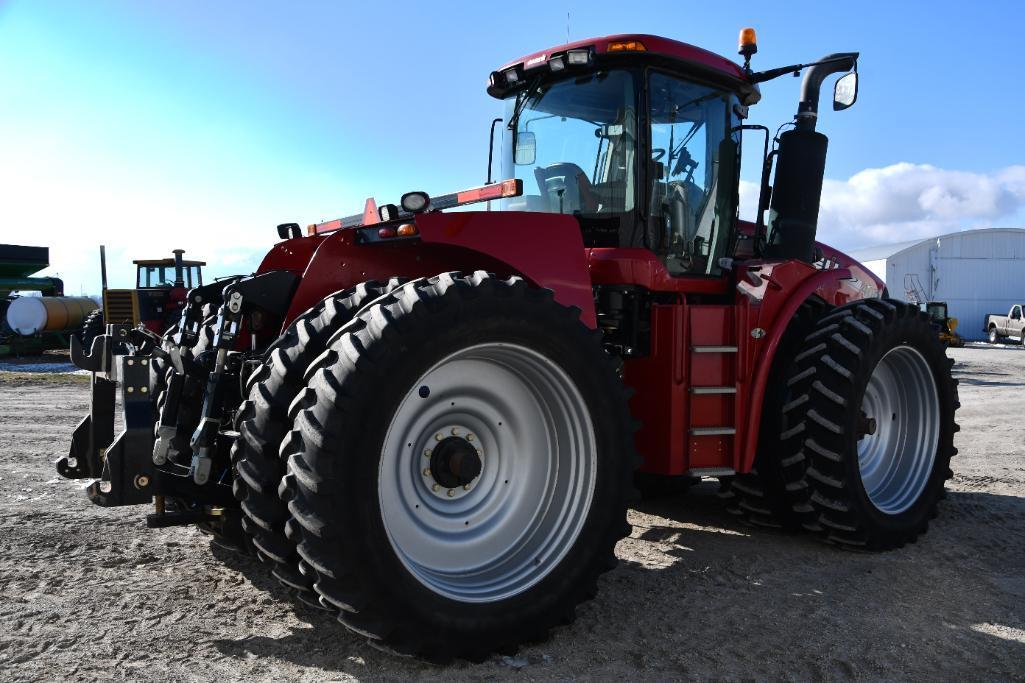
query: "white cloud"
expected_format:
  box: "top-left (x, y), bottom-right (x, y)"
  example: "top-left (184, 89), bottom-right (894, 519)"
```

top-left (739, 163), bottom-right (1025, 253)
top-left (817, 163), bottom-right (1025, 249)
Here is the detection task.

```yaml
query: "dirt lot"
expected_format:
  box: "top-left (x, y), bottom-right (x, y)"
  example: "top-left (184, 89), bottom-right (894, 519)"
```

top-left (0, 345), bottom-right (1023, 682)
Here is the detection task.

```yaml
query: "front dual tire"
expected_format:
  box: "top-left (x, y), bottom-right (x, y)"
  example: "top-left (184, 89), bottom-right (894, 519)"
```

top-left (790, 299), bottom-right (959, 549)
top-left (280, 273), bottom-right (635, 661)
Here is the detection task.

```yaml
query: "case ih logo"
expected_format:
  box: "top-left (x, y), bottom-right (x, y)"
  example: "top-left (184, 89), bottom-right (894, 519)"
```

top-left (525, 54), bottom-right (547, 67)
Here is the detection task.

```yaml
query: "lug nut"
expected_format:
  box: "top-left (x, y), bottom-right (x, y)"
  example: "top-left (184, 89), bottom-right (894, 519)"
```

top-left (435, 433), bottom-right (443, 441)
top-left (432, 484), bottom-right (440, 492)
top-left (424, 448), bottom-right (432, 457)
top-left (422, 468), bottom-right (431, 477)
top-left (463, 484), bottom-right (471, 491)
top-left (451, 427), bottom-right (460, 436)
top-left (447, 489), bottom-right (455, 497)
top-left (466, 434), bottom-right (475, 442)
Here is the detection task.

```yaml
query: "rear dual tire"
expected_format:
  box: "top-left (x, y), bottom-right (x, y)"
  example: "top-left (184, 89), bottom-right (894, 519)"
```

top-left (281, 272), bottom-right (635, 662)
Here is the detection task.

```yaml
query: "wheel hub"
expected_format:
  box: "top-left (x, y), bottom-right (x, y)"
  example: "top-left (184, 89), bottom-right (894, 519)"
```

top-left (379, 343), bottom-right (597, 603)
top-left (856, 345), bottom-right (940, 515)
top-left (430, 436), bottom-right (482, 488)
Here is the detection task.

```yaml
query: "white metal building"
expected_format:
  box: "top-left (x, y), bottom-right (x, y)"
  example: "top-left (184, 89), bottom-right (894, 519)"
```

top-left (849, 228), bottom-right (1025, 341)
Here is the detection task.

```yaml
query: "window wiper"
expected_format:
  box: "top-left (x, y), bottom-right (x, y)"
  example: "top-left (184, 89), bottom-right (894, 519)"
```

top-left (507, 75), bottom-right (545, 131)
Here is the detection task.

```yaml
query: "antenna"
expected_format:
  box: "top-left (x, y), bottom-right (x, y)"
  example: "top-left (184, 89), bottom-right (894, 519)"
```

top-left (566, 12), bottom-right (570, 43)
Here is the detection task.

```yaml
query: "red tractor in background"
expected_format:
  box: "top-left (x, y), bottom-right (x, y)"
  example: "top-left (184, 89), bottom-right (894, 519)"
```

top-left (61, 30), bottom-right (958, 663)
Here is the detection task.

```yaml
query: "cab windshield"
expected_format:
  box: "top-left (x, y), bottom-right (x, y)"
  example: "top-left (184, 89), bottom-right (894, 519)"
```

top-left (500, 70), bottom-right (637, 218)
top-left (925, 303), bottom-right (947, 321)
top-left (138, 266), bottom-right (172, 288)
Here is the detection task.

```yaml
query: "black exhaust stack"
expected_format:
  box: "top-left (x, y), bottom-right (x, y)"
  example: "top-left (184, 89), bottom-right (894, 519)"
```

top-left (172, 249), bottom-right (185, 288)
top-left (765, 53), bottom-right (858, 262)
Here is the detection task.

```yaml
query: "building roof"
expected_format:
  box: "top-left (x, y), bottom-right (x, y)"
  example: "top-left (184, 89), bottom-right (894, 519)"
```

top-left (848, 227), bottom-right (1025, 263)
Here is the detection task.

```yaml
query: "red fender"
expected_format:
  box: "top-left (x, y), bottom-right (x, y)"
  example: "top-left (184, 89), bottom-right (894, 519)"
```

top-left (736, 262), bottom-right (880, 473)
top-left (272, 211), bottom-right (596, 331)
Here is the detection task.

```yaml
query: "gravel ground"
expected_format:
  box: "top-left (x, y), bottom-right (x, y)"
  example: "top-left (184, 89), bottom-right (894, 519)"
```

top-left (0, 346), bottom-right (1023, 681)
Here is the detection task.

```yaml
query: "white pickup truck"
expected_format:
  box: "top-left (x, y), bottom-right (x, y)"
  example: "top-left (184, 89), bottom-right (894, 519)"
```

top-left (985, 304), bottom-right (1025, 344)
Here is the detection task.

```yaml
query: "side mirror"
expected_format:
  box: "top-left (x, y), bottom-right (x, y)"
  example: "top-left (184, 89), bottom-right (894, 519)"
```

top-left (514, 131), bottom-right (536, 165)
top-left (833, 72), bottom-right (858, 111)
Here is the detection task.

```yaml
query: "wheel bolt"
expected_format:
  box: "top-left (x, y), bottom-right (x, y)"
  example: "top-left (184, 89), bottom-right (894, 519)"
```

top-left (451, 427), bottom-right (460, 436)
top-left (435, 433), bottom-right (443, 441)
top-left (466, 434), bottom-right (475, 442)
top-left (432, 484), bottom-right (440, 492)
top-left (422, 468), bottom-right (431, 477)
top-left (463, 484), bottom-right (471, 491)
top-left (447, 489), bottom-right (455, 497)
top-left (424, 448), bottom-right (432, 457)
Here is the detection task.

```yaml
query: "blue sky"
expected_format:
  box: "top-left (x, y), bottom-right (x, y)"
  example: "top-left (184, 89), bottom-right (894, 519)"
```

top-left (1, 1), bottom-right (1023, 292)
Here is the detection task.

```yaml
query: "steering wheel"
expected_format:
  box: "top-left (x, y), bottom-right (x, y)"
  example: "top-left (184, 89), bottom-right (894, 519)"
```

top-left (533, 163), bottom-right (599, 213)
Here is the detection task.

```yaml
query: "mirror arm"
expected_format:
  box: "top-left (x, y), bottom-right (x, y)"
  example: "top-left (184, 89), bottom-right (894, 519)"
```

top-left (795, 52), bottom-right (859, 132)
top-left (731, 124), bottom-right (772, 250)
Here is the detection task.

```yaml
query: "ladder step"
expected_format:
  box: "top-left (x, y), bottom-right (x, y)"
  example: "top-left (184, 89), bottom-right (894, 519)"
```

top-left (690, 386), bottom-right (737, 395)
top-left (692, 345), bottom-right (738, 353)
top-left (689, 427), bottom-right (737, 436)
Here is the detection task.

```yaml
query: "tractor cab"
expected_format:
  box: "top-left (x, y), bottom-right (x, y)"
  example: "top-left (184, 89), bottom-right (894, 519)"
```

top-left (493, 37), bottom-right (746, 277)
top-left (101, 249), bottom-right (205, 332)
top-left (489, 34), bottom-right (864, 279)
top-left (134, 255), bottom-right (204, 290)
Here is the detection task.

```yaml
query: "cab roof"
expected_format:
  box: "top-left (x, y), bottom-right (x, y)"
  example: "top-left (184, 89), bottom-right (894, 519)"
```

top-left (133, 258), bottom-right (205, 267)
top-left (496, 33), bottom-right (746, 83)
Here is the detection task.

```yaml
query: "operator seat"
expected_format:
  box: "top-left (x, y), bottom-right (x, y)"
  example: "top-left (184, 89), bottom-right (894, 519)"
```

top-left (534, 163), bottom-right (600, 214)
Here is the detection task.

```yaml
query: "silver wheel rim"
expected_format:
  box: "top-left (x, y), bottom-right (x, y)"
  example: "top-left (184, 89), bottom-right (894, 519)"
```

top-left (378, 342), bottom-right (596, 603)
top-left (857, 346), bottom-right (940, 515)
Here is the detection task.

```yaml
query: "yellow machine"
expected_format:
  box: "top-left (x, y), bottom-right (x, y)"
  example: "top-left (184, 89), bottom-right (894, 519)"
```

top-left (922, 301), bottom-right (964, 347)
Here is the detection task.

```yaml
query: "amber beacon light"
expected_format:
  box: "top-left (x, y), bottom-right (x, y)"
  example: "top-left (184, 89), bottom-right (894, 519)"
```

top-left (738, 27), bottom-right (758, 71)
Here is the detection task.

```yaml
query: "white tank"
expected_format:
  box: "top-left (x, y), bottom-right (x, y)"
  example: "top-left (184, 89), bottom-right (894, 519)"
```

top-left (6, 296), bottom-right (98, 335)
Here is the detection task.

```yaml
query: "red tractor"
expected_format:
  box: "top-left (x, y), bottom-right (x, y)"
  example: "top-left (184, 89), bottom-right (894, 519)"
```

top-left (61, 31), bottom-right (958, 662)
